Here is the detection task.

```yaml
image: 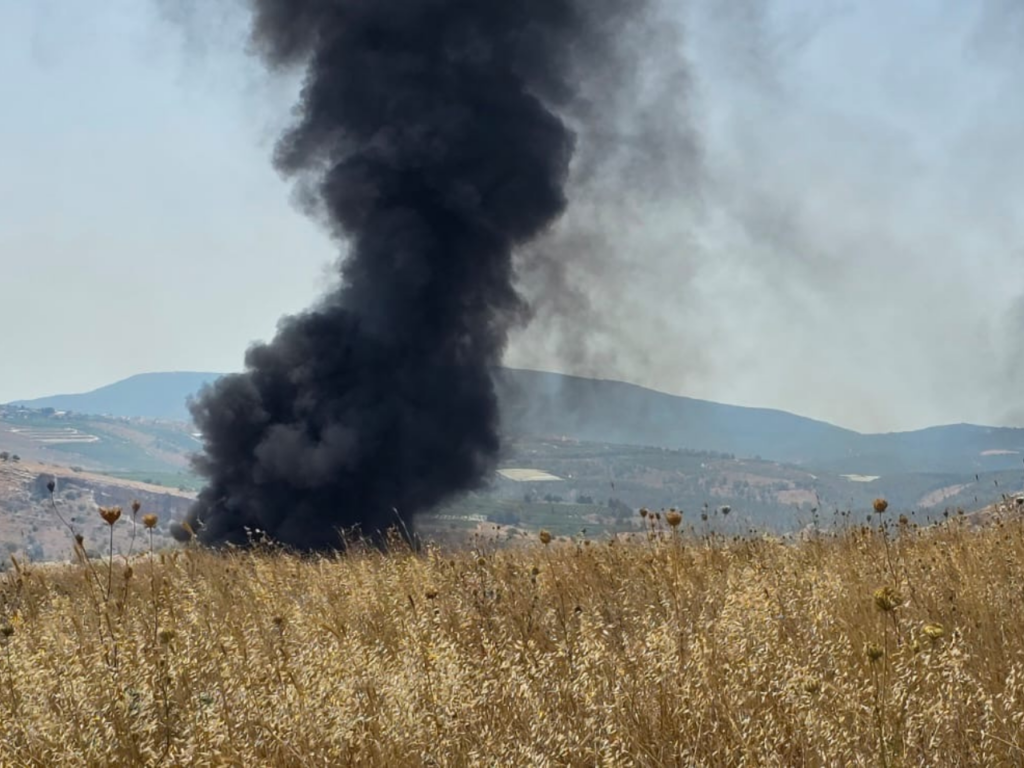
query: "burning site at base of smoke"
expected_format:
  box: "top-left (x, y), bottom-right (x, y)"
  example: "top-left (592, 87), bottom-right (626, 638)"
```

top-left (175, 0), bottom-right (666, 551)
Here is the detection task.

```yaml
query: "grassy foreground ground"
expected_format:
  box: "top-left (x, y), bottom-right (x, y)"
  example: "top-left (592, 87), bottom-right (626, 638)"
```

top-left (0, 504), bottom-right (1023, 766)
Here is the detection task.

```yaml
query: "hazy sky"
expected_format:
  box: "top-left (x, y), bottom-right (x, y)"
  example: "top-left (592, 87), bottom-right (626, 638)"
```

top-left (2, 1), bottom-right (1022, 433)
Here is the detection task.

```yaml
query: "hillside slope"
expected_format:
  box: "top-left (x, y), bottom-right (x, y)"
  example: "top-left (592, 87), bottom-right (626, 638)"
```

top-left (496, 369), bottom-right (859, 462)
top-left (12, 368), bottom-right (1024, 475)
top-left (496, 370), bottom-right (1024, 474)
top-left (0, 459), bottom-right (190, 561)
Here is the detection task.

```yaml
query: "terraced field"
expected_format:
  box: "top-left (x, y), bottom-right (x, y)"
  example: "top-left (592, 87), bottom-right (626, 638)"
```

top-left (6, 426), bottom-right (100, 444)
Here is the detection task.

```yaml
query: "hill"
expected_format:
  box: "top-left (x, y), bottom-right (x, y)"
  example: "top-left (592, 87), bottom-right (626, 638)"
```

top-left (497, 369), bottom-right (859, 462)
top-left (0, 458), bottom-right (190, 561)
top-left (4, 402), bottom-right (1018, 538)
top-left (11, 368), bottom-right (1024, 475)
top-left (0, 405), bottom-right (201, 477)
top-left (497, 369), bottom-right (1024, 474)
top-left (12, 372), bottom-right (221, 422)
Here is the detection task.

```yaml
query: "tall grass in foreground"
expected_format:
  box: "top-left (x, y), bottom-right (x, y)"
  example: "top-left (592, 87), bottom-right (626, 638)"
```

top-left (1, 504), bottom-right (1023, 765)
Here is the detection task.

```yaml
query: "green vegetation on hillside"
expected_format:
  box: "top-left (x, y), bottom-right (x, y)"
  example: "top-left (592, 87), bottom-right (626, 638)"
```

top-left (0, 407), bottom-right (197, 474)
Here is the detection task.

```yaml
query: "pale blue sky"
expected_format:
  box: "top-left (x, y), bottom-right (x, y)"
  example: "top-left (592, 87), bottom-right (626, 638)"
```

top-left (2, 1), bottom-right (1022, 432)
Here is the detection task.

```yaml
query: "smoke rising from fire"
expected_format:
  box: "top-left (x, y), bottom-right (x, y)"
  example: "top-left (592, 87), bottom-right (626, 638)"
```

top-left (176, 0), bottom-right (674, 549)
top-left (506, 1), bottom-right (1024, 432)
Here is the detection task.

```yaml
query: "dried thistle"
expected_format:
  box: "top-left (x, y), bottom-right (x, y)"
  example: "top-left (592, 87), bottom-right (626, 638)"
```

top-left (873, 586), bottom-right (903, 612)
top-left (99, 506), bottom-right (122, 526)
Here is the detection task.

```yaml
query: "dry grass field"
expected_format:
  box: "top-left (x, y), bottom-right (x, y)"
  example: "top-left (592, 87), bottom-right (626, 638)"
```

top-left (0, 501), bottom-right (1023, 766)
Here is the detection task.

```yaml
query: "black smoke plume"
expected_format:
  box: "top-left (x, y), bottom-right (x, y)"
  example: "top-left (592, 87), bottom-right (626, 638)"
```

top-left (178, 0), bottom-right (660, 550)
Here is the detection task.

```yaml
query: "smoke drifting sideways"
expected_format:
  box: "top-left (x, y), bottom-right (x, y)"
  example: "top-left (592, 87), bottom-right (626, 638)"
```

top-left (175, 0), bottom-right (665, 550)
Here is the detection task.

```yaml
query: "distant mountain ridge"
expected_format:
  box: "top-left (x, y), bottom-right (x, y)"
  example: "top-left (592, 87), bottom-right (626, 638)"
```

top-left (496, 369), bottom-right (859, 462)
top-left (11, 372), bottom-right (220, 422)
top-left (495, 370), bottom-right (1024, 474)
top-left (11, 369), bottom-right (1024, 475)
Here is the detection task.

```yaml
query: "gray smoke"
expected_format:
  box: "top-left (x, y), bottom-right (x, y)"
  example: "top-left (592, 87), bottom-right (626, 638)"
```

top-left (509, 1), bottom-right (1024, 432)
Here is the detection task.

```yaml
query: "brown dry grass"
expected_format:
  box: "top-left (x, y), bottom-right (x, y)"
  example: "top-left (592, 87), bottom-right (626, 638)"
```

top-left (0, 503), bottom-right (1023, 766)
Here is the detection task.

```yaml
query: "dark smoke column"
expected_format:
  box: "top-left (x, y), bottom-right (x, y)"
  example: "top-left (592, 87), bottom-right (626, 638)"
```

top-left (179, 0), bottom-right (641, 550)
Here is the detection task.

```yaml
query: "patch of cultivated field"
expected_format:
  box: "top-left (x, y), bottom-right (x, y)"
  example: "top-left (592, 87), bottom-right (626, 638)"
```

top-left (6, 426), bottom-right (99, 444)
top-left (842, 473), bottom-right (882, 483)
top-left (496, 467), bottom-right (563, 482)
top-left (0, 504), bottom-right (1023, 764)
